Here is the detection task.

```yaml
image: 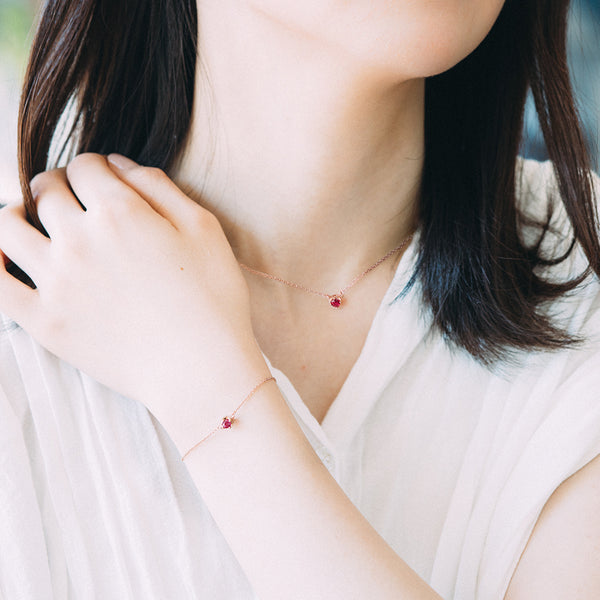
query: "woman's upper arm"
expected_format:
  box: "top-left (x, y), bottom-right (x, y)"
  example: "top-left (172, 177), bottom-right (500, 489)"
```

top-left (505, 451), bottom-right (600, 599)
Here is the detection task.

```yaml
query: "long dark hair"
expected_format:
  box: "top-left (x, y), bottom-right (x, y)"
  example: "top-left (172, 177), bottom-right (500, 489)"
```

top-left (18, 0), bottom-right (600, 363)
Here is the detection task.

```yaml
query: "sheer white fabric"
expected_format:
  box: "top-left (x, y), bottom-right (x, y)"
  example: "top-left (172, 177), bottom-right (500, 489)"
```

top-left (1, 159), bottom-right (599, 599)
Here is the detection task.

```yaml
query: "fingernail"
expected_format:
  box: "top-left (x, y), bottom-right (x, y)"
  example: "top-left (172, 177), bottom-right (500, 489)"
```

top-left (107, 154), bottom-right (138, 171)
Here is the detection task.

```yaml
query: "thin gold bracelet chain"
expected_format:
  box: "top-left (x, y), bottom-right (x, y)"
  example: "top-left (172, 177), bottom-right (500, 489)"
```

top-left (181, 375), bottom-right (277, 461)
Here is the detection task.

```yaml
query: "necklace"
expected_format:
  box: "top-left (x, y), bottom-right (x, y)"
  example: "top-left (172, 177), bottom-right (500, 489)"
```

top-left (238, 234), bottom-right (413, 309)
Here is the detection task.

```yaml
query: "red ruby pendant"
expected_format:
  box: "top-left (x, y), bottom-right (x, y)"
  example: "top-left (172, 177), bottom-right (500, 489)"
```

top-left (329, 295), bottom-right (343, 308)
top-left (221, 416), bottom-right (233, 429)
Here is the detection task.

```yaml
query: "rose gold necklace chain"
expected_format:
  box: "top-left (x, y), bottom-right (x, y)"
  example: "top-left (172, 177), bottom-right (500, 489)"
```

top-left (238, 234), bottom-right (413, 309)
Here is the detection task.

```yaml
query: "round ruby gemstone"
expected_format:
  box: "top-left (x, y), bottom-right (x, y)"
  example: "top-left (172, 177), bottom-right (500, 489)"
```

top-left (221, 417), bottom-right (233, 429)
top-left (329, 296), bottom-right (342, 308)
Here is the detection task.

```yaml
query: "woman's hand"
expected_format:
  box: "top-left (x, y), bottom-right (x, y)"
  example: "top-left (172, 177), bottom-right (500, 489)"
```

top-left (0, 153), bottom-right (269, 448)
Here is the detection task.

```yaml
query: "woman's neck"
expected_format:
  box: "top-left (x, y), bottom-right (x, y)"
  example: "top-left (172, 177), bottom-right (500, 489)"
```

top-left (173, 1), bottom-right (424, 291)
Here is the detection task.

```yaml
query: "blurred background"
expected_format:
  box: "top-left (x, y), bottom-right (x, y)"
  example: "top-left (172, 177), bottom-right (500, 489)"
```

top-left (522, 0), bottom-right (600, 169)
top-left (0, 0), bottom-right (36, 200)
top-left (0, 0), bottom-right (599, 202)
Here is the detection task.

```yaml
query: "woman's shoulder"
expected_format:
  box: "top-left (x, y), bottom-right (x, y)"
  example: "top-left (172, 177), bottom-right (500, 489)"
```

top-left (515, 157), bottom-right (600, 244)
top-left (516, 156), bottom-right (600, 206)
top-left (513, 157), bottom-right (599, 293)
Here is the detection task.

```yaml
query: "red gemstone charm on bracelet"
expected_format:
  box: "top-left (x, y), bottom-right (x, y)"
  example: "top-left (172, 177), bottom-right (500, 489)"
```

top-left (181, 376), bottom-right (277, 461)
top-left (329, 295), bottom-right (343, 308)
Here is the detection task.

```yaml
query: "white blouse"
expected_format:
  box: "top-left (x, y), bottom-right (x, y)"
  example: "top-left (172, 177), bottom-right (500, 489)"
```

top-left (1, 159), bottom-right (600, 600)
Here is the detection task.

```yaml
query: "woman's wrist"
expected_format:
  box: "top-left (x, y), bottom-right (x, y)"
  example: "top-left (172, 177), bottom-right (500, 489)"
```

top-left (144, 338), bottom-right (274, 457)
top-left (180, 374), bottom-right (277, 461)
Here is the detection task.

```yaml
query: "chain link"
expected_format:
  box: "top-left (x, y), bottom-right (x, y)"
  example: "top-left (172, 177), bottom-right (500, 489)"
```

top-left (238, 234), bottom-right (413, 306)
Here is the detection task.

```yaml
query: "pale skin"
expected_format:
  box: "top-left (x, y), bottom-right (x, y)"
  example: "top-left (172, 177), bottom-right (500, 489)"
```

top-left (0, 0), bottom-right (598, 598)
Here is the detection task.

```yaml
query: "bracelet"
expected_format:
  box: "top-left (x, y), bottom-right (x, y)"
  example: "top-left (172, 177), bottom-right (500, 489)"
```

top-left (181, 375), bottom-right (277, 461)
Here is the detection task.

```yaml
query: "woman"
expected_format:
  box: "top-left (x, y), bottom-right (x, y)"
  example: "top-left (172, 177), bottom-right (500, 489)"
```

top-left (1, 0), bottom-right (599, 598)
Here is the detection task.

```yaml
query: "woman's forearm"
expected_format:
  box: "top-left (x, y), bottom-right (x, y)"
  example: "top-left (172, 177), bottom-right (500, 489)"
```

top-left (174, 368), bottom-right (442, 600)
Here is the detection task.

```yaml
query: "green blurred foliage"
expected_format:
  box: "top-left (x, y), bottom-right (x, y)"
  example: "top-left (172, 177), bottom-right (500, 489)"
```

top-left (0, 1), bottom-right (37, 67)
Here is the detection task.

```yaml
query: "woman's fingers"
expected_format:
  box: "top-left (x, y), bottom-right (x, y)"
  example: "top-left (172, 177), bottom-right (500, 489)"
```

top-left (106, 153), bottom-right (208, 228)
top-left (0, 202), bottom-right (50, 286)
top-left (65, 153), bottom-right (147, 215)
top-left (31, 168), bottom-right (86, 237)
top-left (63, 153), bottom-right (211, 232)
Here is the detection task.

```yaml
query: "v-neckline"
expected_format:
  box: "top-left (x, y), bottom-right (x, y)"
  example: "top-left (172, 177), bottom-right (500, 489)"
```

top-left (260, 233), bottom-right (421, 450)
